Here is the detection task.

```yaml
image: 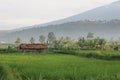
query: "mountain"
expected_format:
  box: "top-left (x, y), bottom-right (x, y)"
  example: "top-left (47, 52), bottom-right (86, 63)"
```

top-left (0, 1), bottom-right (120, 43)
top-left (27, 0), bottom-right (120, 28)
top-left (12, 0), bottom-right (120, 31)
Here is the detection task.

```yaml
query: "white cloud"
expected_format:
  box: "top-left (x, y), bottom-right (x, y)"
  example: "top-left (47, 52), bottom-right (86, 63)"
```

top-left (0, 0), bottom-right (117, 30)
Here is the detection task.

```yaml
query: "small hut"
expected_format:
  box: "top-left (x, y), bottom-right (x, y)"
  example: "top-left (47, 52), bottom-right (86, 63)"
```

top-left (20, 44), bottom-right (47, 53)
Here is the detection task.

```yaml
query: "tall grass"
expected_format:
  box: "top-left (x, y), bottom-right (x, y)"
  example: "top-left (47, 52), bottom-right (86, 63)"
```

top-left (0, 64), bottom-right (22, 80)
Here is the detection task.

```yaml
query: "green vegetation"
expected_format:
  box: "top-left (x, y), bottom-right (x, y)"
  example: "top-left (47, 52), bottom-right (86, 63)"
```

top-left (53, 49), bottom-right (120, 60)
top-left (0, 52), bottom-right (120, 80)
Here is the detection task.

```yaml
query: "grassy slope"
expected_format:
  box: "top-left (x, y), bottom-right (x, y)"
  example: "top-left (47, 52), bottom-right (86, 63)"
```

top-left (0, 53), bottom-right (120, 80)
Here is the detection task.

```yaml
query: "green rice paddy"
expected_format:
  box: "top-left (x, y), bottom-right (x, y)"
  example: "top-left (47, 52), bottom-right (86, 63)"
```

top-left (0, 52), bottom-right (120, 80)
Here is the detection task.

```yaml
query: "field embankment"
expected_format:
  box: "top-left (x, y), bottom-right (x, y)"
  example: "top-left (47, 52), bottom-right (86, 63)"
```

top-left (53, 49), bottom-right (120, 60)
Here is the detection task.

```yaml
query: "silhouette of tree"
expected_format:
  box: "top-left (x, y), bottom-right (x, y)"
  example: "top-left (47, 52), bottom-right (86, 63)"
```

top-left (15, 37), bottom-right (22, 44)
top-left (30, 37), bottom-right (35, 44)
top-left (47, 32), bottom-right (56, 44)
top-left (39, 35), bottom-right (45, 44)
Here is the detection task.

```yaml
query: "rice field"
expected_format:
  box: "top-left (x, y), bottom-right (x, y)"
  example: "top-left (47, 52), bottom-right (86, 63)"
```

top-left (0, 52), bottom-right (120, 80)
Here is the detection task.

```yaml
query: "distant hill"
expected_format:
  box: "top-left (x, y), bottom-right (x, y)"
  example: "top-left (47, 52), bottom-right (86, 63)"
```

top-left (0, 1), bottom-right (120, 43)
top-left (0, 20), bottom-right (120, 43)
top-left (0, 30), bottom-right (10, 37)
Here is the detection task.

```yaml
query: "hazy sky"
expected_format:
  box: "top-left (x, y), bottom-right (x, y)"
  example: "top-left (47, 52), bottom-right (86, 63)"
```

top-left (0, 0), bottom-right (117, 30)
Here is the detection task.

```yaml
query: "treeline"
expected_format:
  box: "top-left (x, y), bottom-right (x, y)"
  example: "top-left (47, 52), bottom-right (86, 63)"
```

top-left (13, 32), bottom-right (120, 50)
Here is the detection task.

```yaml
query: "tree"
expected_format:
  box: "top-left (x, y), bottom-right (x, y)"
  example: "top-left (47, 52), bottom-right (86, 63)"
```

top-left (30, 37), bottom-right (35, 44)
top-left (93, 38), bottom-right (99, 49)
top-left (39, 35), bottom-right (45, 44)
top-left (78, 37), bottom-right (86, 48)
top-left (87, 32), bottom-right (94, 39)
top-left (63, 37), bottom-right (78, 49)
top-left (54, 37), bottom-right (64, 49)
top-left (47, 32), bottom-right (56, 44)
top-left (88, 39), bottom-right (94, 49)
top-left (98, 38), bottom-right (106, 50)
top-left (15, 37), bottom-right (22, 44)
top-left (53, 37), bottom-right (78, 49)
